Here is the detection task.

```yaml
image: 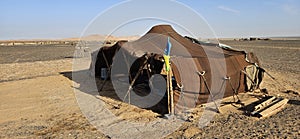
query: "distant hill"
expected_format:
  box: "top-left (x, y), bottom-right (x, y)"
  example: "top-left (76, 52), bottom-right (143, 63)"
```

top-left (63, 34), bottom-right (140, 41)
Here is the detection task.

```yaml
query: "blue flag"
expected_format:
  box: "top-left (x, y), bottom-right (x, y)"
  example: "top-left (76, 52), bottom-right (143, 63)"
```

top-left (164, 37), bottom-right (172, 71)
top-left (164, 37), bottom-right (172, 56)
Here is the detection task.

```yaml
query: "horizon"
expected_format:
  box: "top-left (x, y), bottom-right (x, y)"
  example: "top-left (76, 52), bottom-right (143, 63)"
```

top-left (1, 33), bottom-right (300, 41)
top-left (1, 0), bottom-right (300, 40)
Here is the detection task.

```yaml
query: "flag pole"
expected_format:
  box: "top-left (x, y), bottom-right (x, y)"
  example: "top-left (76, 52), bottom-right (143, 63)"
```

top-left (164, 37), bottom-right (174, 115)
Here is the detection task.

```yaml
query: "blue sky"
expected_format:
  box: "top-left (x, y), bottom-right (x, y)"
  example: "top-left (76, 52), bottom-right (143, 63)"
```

top-left (0, 0), bottom-right (299, 40)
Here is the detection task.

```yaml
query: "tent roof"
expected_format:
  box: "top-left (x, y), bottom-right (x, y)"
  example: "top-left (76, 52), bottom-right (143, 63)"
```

top-left (127, 24), bottom-right (209, 58)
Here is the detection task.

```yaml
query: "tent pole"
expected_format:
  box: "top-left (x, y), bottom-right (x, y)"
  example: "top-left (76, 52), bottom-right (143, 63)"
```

top-left (167, 70), bottom-right (170, 114)
top-left (123, 55), bottom-right (149, 104)
top-left (241, 70), bottom-right (264, 91)
top-left (241, 70), bottom-right (257, 86)
top-left (169, 67), bottom-right (174, 115)
top-left (257, 67), bottom-right (286, 90)
top-left (99, 67), bottom-right (111, 92)
top-left (99, 51), bottom-right (111, 93)
top-left (167, 66), bottom-right (174, 115)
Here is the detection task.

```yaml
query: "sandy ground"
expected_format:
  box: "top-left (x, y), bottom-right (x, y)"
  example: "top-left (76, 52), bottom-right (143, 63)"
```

top-left (0, 41), bottom-right (299, 138)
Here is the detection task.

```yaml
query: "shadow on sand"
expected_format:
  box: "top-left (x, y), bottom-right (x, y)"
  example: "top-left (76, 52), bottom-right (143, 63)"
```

top-left (288, 99), bottom-right (300, 106)
top-left (60, 70), bottom-right (168, 115)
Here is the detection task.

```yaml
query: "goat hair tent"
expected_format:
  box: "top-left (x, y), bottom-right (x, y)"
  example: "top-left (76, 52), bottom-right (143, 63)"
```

top-left (91, 25), bottom-right (264, 114)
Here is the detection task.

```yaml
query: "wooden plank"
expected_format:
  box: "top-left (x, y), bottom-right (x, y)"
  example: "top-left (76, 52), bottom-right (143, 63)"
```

top-left (258, 98), bottom-right (288, 118)
top-left (251, 96), bottom-right (276, 115)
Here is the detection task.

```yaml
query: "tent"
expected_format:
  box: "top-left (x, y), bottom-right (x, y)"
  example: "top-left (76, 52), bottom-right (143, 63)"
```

top-left (90, 40), bottom-right (128, 78)
top-left (91, 25), bottom-right (264, 114)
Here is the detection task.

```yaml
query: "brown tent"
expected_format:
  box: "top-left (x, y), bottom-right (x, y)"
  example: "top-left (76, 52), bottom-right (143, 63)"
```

top-left (91, 40), bottom-right (127, 78)
top-left (92, 25), bottom-right (263, 114)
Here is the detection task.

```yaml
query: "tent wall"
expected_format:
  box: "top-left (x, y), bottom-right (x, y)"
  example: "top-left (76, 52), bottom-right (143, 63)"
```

top-left (93, 40), bottom-right (127, 77)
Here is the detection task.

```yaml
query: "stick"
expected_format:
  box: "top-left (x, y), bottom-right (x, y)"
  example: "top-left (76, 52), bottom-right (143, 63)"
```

top-left (99, 51), bottom-right (111, 93)
top-left (257, 67), bottom-right (275, 80)
top-left (167, 69), bottom-right (170, 114)
top-left (99, 67), bottom-right (111, 92)
top-left (256, 66), bottom-right (285, 90)
top-left (123, 56), bottom-right (148, 104)
top-left (169, 67), bottom-right (174, 115)
top-left (241, 70), bottom-right (256, 85)
top-left (261, 69), bottom-right (286, 90)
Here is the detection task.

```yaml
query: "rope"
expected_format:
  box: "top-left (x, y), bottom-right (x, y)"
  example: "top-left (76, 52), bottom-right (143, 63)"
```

top-left (178, 83), bottom-right (188, 110)
top-left (197, 71), bottom-right (221, 113)
top-left (224, 76), bottom-right (242, 104)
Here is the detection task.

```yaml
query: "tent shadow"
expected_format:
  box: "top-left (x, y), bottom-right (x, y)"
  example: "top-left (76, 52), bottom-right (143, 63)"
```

top-left (60, 71), bottom-right (73, 80)
top-left (60, 70), bottom-right (169, 115)
top-left (204, 107), bottom-right (220, 113)
top-left (60, 70), bottom-right (122, 101)
top-left (288, 99), bottom-right (300, 106)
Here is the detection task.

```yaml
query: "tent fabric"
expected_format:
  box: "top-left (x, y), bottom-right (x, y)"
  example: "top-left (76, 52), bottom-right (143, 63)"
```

top-left (92, 25), bottom-right (262, 114)
top-left (92, 40), bottom-right (127, 77)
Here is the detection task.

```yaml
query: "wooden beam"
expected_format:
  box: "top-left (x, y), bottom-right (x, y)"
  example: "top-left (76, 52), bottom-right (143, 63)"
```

top-left (258, 98), bottom-right (288, 118)
top-left (251, 96), bottom-right (276, 115)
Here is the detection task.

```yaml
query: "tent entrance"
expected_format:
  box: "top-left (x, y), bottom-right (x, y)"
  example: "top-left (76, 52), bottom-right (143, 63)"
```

top-left (128, 53), bottom-right (180, 114)
top-left (129, 53), bottom-right (181, 95)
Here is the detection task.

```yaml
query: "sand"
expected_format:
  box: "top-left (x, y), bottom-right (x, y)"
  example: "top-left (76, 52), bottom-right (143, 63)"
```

top-left (0, 40), bottom-right (299, 138)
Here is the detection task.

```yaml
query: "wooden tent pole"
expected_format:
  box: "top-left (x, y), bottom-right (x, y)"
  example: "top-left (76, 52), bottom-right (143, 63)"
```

top-left (99, 48), bottom-right (122, 93)
top-left (123, 55), bottom-right (148, 104)
top-left (99, 52), bottom-right (111, 93)
top-left (167, 70), bottom-right (170, 114)
top-left (169, 66), bottom-right (174, 115)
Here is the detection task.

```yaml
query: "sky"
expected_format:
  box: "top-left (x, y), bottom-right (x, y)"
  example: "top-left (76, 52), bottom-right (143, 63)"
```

top-left (0, 0), bottom-right (299, 40)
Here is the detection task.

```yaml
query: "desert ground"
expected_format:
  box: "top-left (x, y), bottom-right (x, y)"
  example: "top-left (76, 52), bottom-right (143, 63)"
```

top-left (0, 40), bottom-right (299, 138)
